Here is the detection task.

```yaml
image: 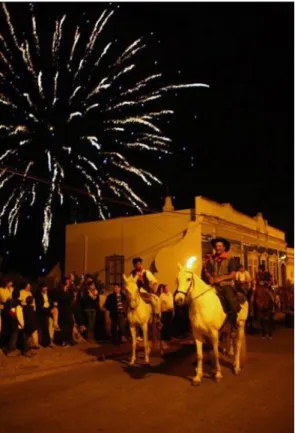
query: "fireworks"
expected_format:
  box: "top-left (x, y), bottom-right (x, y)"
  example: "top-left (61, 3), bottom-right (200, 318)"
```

top-left (0, 3), bottom-right (209, 252)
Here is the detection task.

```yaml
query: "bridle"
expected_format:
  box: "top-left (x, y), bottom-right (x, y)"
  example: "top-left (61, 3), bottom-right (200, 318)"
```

top-left (175, 270), bottom-right (214, 306)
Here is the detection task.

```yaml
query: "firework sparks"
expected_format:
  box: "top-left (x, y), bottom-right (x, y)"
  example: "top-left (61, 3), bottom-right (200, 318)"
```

top-left (0, 3), bottom-right (208, 251)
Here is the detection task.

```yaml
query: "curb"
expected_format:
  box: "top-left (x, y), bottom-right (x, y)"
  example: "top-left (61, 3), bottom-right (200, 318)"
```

top-left (0, 338), bottom-right (194, 386)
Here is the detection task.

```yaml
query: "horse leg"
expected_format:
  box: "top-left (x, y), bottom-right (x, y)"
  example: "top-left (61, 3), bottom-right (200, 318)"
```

top-left (193, 336), bottom-right (204, 385)
top-left (212, 331), bottom-right (223, 382)
top-left (129, 326), bottom-right (137, 366)
top-left (233, 323), bottom-right (245, 375)
top-left (142, 323), bottom-right (150, 365)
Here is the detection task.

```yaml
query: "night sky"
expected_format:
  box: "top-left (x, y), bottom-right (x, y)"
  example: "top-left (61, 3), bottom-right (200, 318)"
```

top-left (0, 2), bottom-right (293, 278)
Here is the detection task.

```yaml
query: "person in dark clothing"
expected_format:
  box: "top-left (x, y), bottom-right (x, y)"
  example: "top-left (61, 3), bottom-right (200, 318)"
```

top-left (202, 238), bottom-right (238, 328)
top-left (72, 290), bottom-right (87, 339)
top-left (201, 254), bottom-right (213, 284)
top-left (83, 282), bottom-right (99, 341)
top-left (58, 278), bottom-right (76, 347)
top-left (23, 296), bottom-right (38, 354)
top-left (5, 289), bottom-right (32, 357)
top-left (159, 284), bottom-right (174, 341)
top-left (105, 284), bottom-right (127, 344)
top-left (254, 264), bottom-right (275, 339)
top-left (0, 278), bottom-right (14, 348)
top-left (35, 284), bottom-right (54, 347)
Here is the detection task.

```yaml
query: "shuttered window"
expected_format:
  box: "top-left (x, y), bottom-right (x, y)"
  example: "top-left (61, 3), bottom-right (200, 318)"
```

top-left (105, 255), bottom-right (124, 288)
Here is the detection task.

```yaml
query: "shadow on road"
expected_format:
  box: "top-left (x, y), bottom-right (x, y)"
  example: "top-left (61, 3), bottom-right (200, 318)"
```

top-left (81, 338), bottom-right (236, 384)
top-left (115, 344), bottom-right (234, 384)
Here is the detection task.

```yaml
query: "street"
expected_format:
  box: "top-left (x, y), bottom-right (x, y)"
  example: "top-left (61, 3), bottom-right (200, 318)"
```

top-left (0, 326), bottom-right (293, 433)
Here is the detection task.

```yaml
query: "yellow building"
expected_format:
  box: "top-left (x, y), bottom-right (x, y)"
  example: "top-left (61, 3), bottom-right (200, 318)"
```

top-left (286, 248), bottom-right (294, 284)
top-left (65, 196), bottom-right (294, 291)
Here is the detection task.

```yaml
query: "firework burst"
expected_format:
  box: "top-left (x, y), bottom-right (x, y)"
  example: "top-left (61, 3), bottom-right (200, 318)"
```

top-left (0, 3), bottom-right (208, 252)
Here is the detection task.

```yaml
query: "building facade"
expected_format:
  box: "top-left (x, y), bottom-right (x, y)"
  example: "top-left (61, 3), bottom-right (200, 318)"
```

top-left (65, 196), bottom-right (294, 291)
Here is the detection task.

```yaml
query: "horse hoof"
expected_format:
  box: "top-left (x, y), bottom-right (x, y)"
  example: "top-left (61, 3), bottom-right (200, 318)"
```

top-left (192, 377), bottom-right (202, 386)
top-left (234, 368), bottom-right (241, 376)
top-left (129, 361), bottom-right (135, 367)
top-left (214, 375), bottom-right (223, 383)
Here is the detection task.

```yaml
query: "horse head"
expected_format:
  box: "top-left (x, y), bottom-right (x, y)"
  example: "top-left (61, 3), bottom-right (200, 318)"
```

top-left (174, 256), bottom-right (198, 306)
top-left (123, 274), bottom-right (139, 309)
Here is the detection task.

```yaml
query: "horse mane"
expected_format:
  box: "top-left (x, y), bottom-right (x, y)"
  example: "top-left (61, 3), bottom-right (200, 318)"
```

top-left (194, 273), bottom-right (210, 288)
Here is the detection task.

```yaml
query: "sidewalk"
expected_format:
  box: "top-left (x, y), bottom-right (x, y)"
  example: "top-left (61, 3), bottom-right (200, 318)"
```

top-left (0, 337), bottom-right (193, 386)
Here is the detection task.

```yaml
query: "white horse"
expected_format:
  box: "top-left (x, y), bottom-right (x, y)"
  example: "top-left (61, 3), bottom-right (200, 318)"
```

top-left (123, 274), bottom-right (153, 366)
top-left (175, 257), bottom-right (248, 385)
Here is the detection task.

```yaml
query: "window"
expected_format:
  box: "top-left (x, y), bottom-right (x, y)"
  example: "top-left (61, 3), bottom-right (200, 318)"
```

top-left (105, 255), bottom-right (125, 288)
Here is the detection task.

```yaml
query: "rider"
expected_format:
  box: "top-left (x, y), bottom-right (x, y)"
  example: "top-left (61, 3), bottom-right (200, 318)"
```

top-left (130, 257), bottom-right (162, 327)
top-left (202, 237), bottom-right (238, 328)
top-left (255, 264), bottom-right (275, 304)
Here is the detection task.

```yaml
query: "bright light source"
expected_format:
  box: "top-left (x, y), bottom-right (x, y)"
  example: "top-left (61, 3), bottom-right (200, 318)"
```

top-left (186, 256), bottom-right (197, 269)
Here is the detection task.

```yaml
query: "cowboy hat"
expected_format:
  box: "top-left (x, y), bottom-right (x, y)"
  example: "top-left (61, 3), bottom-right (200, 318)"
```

top-left (211, 237), bottom-right (231, 252)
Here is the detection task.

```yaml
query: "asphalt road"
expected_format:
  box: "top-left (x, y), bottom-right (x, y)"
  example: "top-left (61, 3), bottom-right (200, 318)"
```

top-left (0, 327), bottom-right (293, 433)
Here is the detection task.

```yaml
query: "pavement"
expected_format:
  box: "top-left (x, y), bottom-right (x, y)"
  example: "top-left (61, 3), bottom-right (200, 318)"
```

top-left (0, 326), bottom-right (293, 433)
top-left (0, 337), bottom-right (191, 385)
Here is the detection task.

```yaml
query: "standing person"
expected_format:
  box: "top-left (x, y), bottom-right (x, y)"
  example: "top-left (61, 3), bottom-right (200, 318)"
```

top-left (4, 289), bottom-right (29, 357)
top-left (236, 264), bottom-right (253, 331)
top-left (58, 278), bottom-right (76, 347)
top-left (68, 272), bottom-right (77, 292)
top-left (72, 289), bottom-right (87, 341)
top-left (159, 285), bottom-right (174, 341)
top-left (236, 264), bottom-right (252, 295)
top-left (0, 278), bottom-right (14, 347)
top-left (83, 282), bottom-right (99, 341)
top-left (105, 283), bottom-right (127, 344)
top-left (202, 238), bottom-right (238, 329)
top-left (35, 284), bottom-right (55, 347)
top-left (19, 282), bottom-right (39, 348)
top-left (20, 282), bottom-right (34, 306)
top-left (254, 264), bottom-right (275, 339)
top-left (23, 296), bottom-right (39, 354)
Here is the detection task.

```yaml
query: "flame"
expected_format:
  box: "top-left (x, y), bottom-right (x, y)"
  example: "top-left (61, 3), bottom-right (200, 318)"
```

top-left (186, 256), bottom-right (197, 269)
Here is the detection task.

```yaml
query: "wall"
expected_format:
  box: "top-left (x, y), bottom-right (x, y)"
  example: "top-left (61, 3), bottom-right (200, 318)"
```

top-left (155, 218), bottom-right (203, 291)
top-left (65, 210), bottom-right (191, 281)
top-left (286, 247), bottom-right (294, 284)
top-left (65, 195), bottom-right (290, 289)
top-left (195, 196), bottom-right (286, 250)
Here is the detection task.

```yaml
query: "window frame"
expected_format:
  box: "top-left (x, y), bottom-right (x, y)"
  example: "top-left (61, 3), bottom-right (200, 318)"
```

top-left (105, 255), bottom-right (125, 288)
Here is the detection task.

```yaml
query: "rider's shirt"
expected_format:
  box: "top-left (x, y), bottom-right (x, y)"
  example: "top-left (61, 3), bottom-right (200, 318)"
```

top-left (203, 253), bottom-right (237, 287)
top-left (130, 269), bottom-right (157, 293)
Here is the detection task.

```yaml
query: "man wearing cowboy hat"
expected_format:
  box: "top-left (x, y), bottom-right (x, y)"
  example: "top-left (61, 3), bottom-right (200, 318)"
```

top-left (202, 237), bottom-right (238, 328)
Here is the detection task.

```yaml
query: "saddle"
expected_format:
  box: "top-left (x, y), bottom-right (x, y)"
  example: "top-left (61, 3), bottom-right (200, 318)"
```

top-left (140, 292), bottom-right (154, 305)
top-left (139, 291), bottom-right (160, 304)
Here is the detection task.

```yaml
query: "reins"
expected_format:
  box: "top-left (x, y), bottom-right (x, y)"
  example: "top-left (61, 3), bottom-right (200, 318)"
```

top-left (176, 271), bottom-right (215, 306)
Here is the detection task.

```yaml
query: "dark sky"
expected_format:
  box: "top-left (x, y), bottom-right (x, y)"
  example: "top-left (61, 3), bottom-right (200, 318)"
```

top-left (0, 2), bottom-right (293, 277)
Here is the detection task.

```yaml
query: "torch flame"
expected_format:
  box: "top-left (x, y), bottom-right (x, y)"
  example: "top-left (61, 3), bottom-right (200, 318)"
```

top-left (186, 256), bottom-right (197, 269)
